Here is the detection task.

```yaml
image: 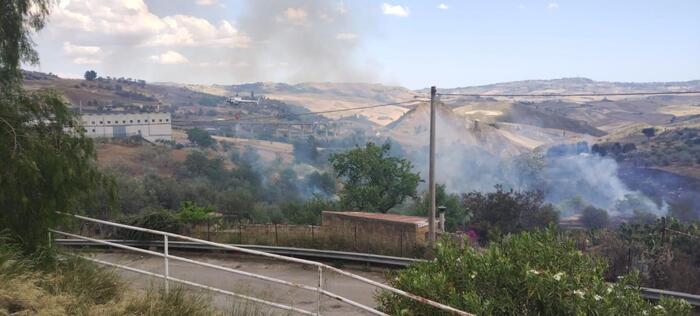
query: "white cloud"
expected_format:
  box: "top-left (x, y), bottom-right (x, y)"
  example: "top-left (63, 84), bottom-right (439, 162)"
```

top-left (437, 4), bottom-right (449, 10)
top-left (63, 42), bottom-right (102, 64)
top-left (548, 3), bottom-right (559, 10)
top-left (281, 8), bottom-right (308, 25)
top-left (195, 0), bottom-right (219, 6)
top-left (63, 42), bottom-right (101, 56)
top-left (198, 60), bottom-right (231, 67)
top-left (149, 50), bottom-right (189, 64)
top-left (52, 0), bottom-right (249, 48)
top-left (336, 32), bottom-right (358, 40)
top-left (382, 3), bottom-right (410, 17)
top-left (72, 57), bottom-right (102, 65)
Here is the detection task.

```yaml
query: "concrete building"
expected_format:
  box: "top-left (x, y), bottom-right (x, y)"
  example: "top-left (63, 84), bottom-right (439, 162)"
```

top-left (80, 112), bottom-right (172, 142)
top-left (321, 211), bottom-right (435, 256)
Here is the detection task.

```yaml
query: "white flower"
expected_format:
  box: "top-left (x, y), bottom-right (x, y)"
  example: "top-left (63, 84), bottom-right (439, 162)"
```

top-left (653, 305), bottom-right (665, 311)
top-left (470, 272), bottom-right (477, 279)
top-left (593, 295), bottom-right (602, 301)
top-left (573, 290), bottom-right (585, 299)
top-left (606, 285), bottom-right (613, 294)
top-left (553, 272), bottom-right (564, 281)
top-left (527, 269), bottom-right (540, 275)
top-left (642, 310), bottom-right (648, 315)
top-left (456, 257), bottom-right (462, 263)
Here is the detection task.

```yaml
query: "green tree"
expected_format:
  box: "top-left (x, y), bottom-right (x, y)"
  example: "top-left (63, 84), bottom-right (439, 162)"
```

top-left (306, 171), bottom-right (337, 197)
top-left (0, 0), bottom-right (50, 87)
top-left (182, 151), bottom-right (224, 179)
top-left (413, 184), bottom-right (465, 231)
top-left (379, 229), bottom-right (692, 315)
top-left (186, 128), bottom-right (214, 147)
top-left (1, 0), bottom-right (109, 251)
top-left (280, 197), bottom-right (337, 225)
top-left (463, 186), bottom-right (558, 242)
top-left (292, 136), bottom-right (319, 164)
top-left (581, 205), bottom-right (610, 229)
top-left (177, 201), bottom-right (214, 225)
top-left (84, 70), bottom-right (97, 81)
top-left (330, 142), bottom-right (420, 213)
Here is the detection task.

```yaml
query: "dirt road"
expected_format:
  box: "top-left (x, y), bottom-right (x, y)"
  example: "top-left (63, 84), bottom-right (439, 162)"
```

top-left (91, 252), bottom-right (388, 315)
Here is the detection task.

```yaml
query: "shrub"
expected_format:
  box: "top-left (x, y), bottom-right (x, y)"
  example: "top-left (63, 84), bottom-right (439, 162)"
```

top-left (378, 229), bottom-right (692, 315)
top-left (464, 186), bottom-right (558, 242)
top-left (581, 206), bottom-right (610, 229)
top-left (117, 210), bottom-right (184, 240)
top-left (186, 128), bottom-right (215, 147)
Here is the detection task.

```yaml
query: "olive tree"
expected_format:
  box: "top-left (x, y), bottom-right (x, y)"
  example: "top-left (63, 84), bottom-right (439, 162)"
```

top-left (330, 142), bottom-right (420, 213)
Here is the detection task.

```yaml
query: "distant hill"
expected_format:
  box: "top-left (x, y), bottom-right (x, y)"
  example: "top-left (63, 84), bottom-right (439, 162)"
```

top-left (22, 70), bottom-right (226, 111)
top-left (185, 82), bottom-right (420, 126)
top-left (499, 103), bottom-right (607, 137)
top-left (431, 77), bottom-right (700, 96)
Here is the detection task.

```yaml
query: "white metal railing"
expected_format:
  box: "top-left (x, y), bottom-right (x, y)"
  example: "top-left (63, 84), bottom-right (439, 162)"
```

top-left (50, 212), bottom-right (473, 316)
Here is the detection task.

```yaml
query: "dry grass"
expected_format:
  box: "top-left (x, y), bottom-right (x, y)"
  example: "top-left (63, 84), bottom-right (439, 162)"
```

top-left (0, 245), bottom-right (215, 316)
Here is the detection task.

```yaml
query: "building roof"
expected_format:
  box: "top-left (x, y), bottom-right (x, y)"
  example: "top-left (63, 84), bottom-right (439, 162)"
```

top-left (322, 211), bottom-right (429, 227)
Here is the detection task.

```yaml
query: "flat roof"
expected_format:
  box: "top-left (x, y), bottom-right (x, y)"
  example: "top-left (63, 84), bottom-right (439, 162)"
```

top-left (323, 211), bottom-right (429, 227)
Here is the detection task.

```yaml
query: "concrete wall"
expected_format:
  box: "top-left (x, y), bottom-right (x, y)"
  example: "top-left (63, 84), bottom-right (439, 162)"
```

top-left (81, 112), bottom-right (172, 142)
top-left (321, 213), bottom-right (425, 256)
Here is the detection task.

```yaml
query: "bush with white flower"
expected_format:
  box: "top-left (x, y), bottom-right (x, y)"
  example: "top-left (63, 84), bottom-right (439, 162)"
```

top-left (378, 229), bottom-right (692, 315)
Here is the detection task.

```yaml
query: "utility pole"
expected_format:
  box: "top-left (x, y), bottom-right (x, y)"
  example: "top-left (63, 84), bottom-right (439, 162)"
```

top-left (428, 86), bottom-right (437, 247)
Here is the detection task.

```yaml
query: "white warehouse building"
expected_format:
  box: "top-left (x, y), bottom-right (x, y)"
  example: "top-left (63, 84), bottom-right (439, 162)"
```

top-left (81, 112), bottom-right (172, 142)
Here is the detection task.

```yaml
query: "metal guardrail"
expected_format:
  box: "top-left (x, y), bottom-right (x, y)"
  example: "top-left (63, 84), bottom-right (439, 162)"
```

top-left (53, 239), bottom-right (423, 267)
top-left (639, 287), bottom-right (700, 308)
top-left (51, 212), bottom-right (473, 316)
top-left (53, 238), bottom-right (700, 309)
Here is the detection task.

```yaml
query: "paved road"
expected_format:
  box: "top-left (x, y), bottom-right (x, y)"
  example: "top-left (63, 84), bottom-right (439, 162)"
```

top-left (91, 252), bottom-right (388, 315)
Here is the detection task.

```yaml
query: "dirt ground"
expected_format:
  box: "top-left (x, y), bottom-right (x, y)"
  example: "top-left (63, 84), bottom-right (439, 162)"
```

top-left (91, 252), bottom-right (388, 315)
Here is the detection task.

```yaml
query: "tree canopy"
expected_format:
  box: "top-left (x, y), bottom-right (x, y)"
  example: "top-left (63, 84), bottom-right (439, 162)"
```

top-left (84, 70), bottom-right (97, 81)
top-left (330, 142), bottom-right (420, 213)
top-left (186, 128), bottom-right (215, 147)
top-left (464, 185), bottom-right (559, 242)
top-left (1, 0), bottom-right (109, 251)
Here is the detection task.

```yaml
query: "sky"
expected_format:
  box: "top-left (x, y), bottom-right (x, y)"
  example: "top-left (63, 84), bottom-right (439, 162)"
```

top-left (28, 0), bottom-right (700, 89)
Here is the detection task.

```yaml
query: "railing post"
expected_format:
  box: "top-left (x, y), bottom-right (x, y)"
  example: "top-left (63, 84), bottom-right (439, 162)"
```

top-left (317, 266), bottom-right (323, 315)
top-left (164, 235), bottom-right (169, 293)
top-left (48, 231), bottom-right (52, 248)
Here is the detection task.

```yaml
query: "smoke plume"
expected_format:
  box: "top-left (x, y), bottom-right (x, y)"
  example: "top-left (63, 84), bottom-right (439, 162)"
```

top-left (231, 1), bottom-right (375, 83)
top-left (384, 103), bottom-right (668, 217)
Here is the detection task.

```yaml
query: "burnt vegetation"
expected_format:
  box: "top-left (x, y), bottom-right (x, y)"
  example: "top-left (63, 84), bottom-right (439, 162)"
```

top-left (594, 127), bottom-right (700, 167)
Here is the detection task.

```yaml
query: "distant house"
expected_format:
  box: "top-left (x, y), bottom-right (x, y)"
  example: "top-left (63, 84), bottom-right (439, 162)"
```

top-left (80, 112), bottom-right (172, 142)
top-left (321, 211), bottom-right (435, 255)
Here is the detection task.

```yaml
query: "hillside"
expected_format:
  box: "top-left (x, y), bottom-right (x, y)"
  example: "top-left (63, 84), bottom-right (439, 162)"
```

top-left (22, 71), bottom-right (226, 111)
top-left (384, 102), bottom-right (528, 156)
top-left (191, 82), bottom-right (420, 126)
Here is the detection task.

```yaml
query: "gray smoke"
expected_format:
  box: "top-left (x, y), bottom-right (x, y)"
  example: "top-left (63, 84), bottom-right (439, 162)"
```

top-left (384, 104), bottom-right (667, 217)
top-left (231, 1), bottom-right (375, 83)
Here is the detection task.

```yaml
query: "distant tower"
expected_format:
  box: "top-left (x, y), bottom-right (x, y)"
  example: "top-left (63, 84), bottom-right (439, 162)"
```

top-left (251, 91), bottom-right (255, 99)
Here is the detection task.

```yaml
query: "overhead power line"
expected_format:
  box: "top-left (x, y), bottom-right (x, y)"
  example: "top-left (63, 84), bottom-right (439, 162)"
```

top-left (437, 91), bottom-right (700, 98)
